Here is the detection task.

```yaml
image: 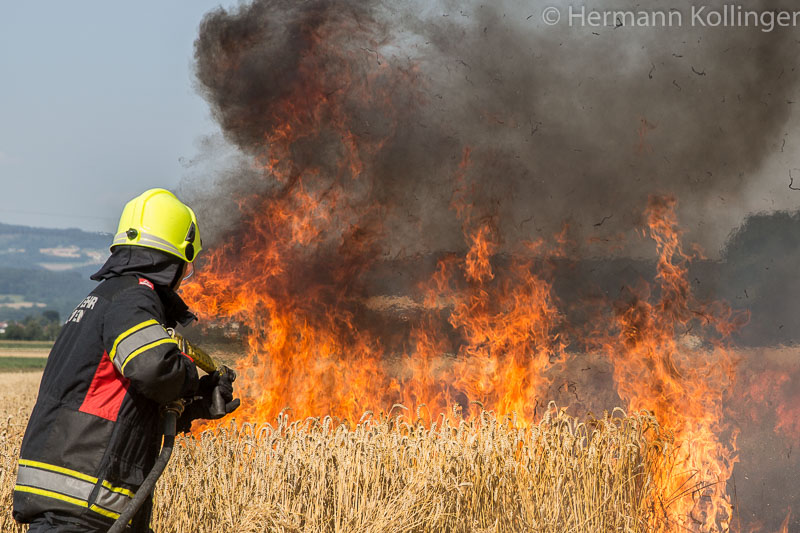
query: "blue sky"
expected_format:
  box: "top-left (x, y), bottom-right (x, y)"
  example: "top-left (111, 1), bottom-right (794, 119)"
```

top-left (0, 1), bottom-right (230, 233)
top-left (1, 1), bottom-right (797, 246)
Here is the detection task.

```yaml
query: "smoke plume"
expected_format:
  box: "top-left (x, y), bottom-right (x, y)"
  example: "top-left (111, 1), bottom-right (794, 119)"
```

top-left (187, 0), bottom-right (800, 257)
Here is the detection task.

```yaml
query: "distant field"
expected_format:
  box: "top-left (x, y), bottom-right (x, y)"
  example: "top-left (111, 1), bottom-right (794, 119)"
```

top-left (0, 341), bottom-right (52, 366)
top-left (0, 302), bottom-right (47, 310)
top-left (0, 340), bottom-right (53, 351)
top-left (0, 294), bottom-right (47, 309)
top-left (0, 357), bottom-right (48, 372)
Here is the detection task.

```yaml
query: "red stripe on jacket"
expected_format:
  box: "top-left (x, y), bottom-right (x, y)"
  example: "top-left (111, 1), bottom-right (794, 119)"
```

top-left (79, 351), bottom-right (129, 421)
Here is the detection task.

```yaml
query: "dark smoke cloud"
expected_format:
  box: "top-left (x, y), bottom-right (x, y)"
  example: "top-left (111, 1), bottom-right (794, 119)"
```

top-left (194, 1), bottom-right (367, 151)
top-left (411, 0), bottom-right (799, 255)
top-left (186, 0), bottom-right (800, 258)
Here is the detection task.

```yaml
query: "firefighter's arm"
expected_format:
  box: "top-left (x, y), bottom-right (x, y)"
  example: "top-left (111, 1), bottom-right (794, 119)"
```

top-left (104, 284), bottom-right (199, 404)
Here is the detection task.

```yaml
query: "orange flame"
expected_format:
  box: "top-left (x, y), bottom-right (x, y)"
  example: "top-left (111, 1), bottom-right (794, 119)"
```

top-left (594, 196), bottom-right (743, 531)
top-left (779, 508), bottom-right (791, 533)
top-left (181, 19), bottom-right (753, 531)
top-left (740, 367), bottom-right (800, 442)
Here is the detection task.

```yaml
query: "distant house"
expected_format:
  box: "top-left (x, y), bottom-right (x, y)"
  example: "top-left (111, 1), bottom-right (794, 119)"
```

top-left (0, 321), bottom-right (7, 334)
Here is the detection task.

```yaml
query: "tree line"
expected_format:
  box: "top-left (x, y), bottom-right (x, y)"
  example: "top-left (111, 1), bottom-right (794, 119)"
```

top-left (1, 311), bottom-right (61, 341)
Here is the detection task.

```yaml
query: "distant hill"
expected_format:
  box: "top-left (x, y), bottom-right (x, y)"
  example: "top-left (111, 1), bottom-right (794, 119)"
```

top-left (0, 223), bottom-right (110, 321)
top-left (0, 222), bottom-right (110, 271)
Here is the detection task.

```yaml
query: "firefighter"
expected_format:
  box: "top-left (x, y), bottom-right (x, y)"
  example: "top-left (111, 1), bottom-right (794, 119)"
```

top-left (13, 188), bottom-right (239, 532)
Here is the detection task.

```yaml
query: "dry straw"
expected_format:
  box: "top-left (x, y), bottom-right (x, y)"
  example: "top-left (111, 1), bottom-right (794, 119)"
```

top-left (2, 397), bottom-right (674, 532)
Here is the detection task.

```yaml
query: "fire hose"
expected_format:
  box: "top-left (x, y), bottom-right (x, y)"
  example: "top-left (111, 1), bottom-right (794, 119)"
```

top-left (108, 331), bottom-right (234, 533)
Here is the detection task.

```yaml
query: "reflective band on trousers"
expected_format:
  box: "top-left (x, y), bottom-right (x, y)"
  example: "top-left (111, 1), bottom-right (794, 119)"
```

top-left (15, 461), bottom-right (133, 519)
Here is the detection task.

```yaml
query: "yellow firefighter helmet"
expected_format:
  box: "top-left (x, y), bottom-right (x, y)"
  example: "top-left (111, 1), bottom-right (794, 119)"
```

top-left (111, 188), bottom-right (202, 262)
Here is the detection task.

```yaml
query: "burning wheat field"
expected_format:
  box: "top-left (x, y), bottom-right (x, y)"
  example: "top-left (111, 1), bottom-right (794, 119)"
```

top-left (4, 0), bottom-right (800, 531)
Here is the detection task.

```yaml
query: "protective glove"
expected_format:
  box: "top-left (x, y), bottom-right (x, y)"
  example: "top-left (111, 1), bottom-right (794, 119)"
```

top-left (177, 366), bottom-right (240, 432)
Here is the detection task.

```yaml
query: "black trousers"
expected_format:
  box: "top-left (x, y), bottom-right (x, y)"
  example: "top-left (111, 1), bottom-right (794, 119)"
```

top-left (25, 511), bottom-right (154, 533)
top-left (26, 512), bottom-right (104, 533)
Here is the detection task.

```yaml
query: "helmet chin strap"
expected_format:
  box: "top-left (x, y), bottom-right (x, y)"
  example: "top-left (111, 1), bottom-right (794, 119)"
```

top-left (182, 262), bottom-right (195, 281)
top-left (170, 263), bottom-right (188, 291)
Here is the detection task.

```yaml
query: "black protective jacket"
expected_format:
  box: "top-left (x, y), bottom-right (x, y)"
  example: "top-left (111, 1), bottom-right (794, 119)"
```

top-left (13, 250), bottom-right (200, 531)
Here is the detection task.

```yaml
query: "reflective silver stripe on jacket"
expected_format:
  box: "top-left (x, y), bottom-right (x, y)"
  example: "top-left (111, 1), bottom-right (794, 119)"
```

top-left (17, 464), bottom-right (95, 502)
top-left (16, 462), bottom-right (132, 516)
top-left (113, 324), bottom-right (171, 372)
top-left (113, 230), bottom-right (181, 257)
